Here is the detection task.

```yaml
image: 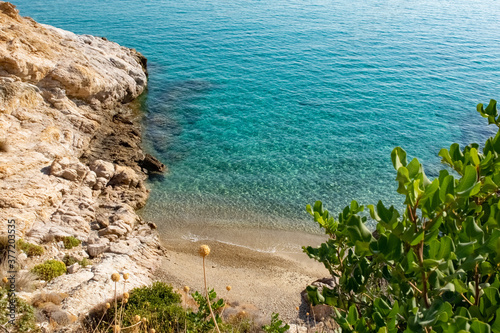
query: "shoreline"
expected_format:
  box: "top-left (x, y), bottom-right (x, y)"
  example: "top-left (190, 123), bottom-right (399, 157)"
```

top-left (0, 2), bottom-right (332, 329)
top-left (154, 225), bottom-right (331, 324)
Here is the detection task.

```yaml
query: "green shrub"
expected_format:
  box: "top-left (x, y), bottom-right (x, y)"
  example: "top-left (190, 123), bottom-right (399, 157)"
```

top-left (63, 255), bottom-right (90, 268)
top-left (262, 313), bottom-right (289, 333)
top-left (93, 282), bottom-right (186, 333)
top-left (188, 289), bottom-right (225, 332)
top-left (62, 255), bottom-right (77, 267)
top-left (31, 260), bottom-right (66, 281)
top-left (79, 257), bottom-right (90, 267)
top-left (303, 99), bottom-right (500, 332)
top-left (90, 282), bottom-right (246, 333)
top-left (17, 239), bottom-right (44, 257)
top-left (0, 287), bottom-right (40, 332)
top-left (62, 236), bottom-right (81, 249)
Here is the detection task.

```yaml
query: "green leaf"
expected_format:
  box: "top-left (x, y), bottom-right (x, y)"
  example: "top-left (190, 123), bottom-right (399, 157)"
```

top-left (491, 308), bottom-right (500, 333)
top-left (305, 285), bottom-right (325, 305)
top-left (313, 201), bottom-right (323, 214)
top-left (456, 165), bottom-right (478, 196)
top-left (423, 258), bottom-right (444, 269)
top-left (480, 262), bottom-right (495, 275)
top-left (396, 166), bottom-right (410, 184)
top-left (407, 158), bottom-right (422, 179)
top-left (391, 147), bottom-right (408, 170)
top-left (470, 148), bottom-right (480, 166)
top-left (439, 148), bottom-right (454, 167)
top-left (470, 320), bottom-right (491, 333)
top-left (439, 175), bottom-right (455, 203)
top-left (463, 217), bottom-right (484, 243)
top-left (410, 230), bottom-right (424, 246)
top-left (347, 304), bottom-right (358, 325)
top-left (456, 241), bottom-right (476, 259)
top-left (346, 215), bottom-right (373, 244)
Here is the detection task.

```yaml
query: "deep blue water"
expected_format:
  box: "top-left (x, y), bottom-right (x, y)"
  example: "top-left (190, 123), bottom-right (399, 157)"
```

top-left (13, 0), bottom-right (500, 233)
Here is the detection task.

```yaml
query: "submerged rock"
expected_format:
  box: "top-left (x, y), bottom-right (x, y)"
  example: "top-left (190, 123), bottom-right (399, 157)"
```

top-left (140, 153), bottom-right (167, 174)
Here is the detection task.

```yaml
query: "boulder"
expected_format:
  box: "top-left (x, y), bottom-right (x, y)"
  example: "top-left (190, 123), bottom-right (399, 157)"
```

top-left (140, 154), bottom-right (166, 173)
top-left (67, 263), bottom-right (80, 274)
top-left (87, 243), bottom-right (108, 258)
top-left (89, 160), bottom-right (115, 180)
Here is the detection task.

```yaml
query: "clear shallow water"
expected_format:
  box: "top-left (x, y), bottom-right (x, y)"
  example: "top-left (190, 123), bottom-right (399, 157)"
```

top-left (13, 0), bottom-right (500, 234)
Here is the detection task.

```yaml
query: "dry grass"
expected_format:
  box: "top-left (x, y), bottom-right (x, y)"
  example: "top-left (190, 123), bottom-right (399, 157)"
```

top-left (0, 243), bottom-right (38, 292)
top-left (14, 269), bottom-right (38, 292)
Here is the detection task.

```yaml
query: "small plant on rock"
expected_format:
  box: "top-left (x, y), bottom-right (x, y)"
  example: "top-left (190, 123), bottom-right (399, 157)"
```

top-left (62, 255), bottom-right (78, 267)
top-left (62, 236), bottom-right (81, 249)
top-left (31, 260), bottom-right (66, 281)
top-left (17, 239), bottom-right (44, 257)
top-left (79, 257), bottom-right (90, 267)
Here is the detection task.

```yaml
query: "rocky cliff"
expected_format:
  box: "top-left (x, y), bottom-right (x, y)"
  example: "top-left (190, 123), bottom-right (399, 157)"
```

top-left (0, 1), bottom-right (165, 328)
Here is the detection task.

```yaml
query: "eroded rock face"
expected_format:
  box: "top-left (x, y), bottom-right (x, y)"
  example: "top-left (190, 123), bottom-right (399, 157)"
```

top-left (0, 1), bottom-right (164, 326)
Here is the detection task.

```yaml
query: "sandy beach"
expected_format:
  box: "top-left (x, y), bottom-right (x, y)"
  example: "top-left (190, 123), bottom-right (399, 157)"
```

top-left (154, 226), bottom-right (331, 324)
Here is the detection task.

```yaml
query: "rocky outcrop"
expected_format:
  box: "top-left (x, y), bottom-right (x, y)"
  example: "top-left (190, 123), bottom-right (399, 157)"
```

top-left (0, 1), bottom-right (164, 328)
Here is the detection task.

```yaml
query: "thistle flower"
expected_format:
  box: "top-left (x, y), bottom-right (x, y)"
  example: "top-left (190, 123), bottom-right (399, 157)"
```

top-left (123, 273), bottom-right (130, 280)
top-left (111, 273), bottom-right (120, 282)
top-left (134, 315), bottom-right (141, 322)
top-left (226, 285), bottom-right (231, 291)
top-left (199, 244), bottom-right (210, 257)
top-left (183, 286), bottom-right (190, 293)
top-left (199, 243), bottom-right (220, 333)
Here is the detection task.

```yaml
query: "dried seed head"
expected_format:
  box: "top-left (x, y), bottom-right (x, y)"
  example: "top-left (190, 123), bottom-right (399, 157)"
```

top-left (2, 277), bottom-right (7, 284)
top-left (113, 325), bottom-right (121, 333)
top-left (142, 317), bottom-right (147, 323)
top-left (149, 329), bottom-right (156, 333)
top-left (306, 313), bottom-right (310, 316)
top-left (111, 273), bottom-right (120, 282)
top-left (123, 273), bottom-right (130, 280)
top-left (105, 303), bottom-right (111, 309)
top-left (123, 298), bottom-right (128, 304)
top-left (198, 244), bottom-right (210, 257)
top-left (134, 315), bottom-right (141, 322)
top-left (183, 286), bottom-right (190, 293)
top-left (226, 285), bottom-right (231, 291)
top-left (295, 306), bottom-right (299, 311)
top-left (123, 292), bottom-right (129, 299)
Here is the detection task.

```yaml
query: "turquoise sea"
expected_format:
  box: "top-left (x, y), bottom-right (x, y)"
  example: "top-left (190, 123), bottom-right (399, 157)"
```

top-left (13, 0), bottom-right (500, 239)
